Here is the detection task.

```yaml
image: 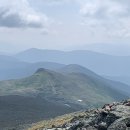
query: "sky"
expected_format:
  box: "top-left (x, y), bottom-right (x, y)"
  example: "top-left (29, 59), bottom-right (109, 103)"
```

top-left (0, 0), bottom-right (130, 55)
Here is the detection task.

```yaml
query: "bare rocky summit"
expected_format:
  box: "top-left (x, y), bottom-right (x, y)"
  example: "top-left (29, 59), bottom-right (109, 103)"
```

top-left (29, 99), bottom-right (130, 130)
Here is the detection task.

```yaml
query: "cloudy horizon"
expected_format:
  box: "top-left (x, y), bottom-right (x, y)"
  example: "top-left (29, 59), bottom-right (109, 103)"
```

top-left (0, 0), bottom-right (130, 55)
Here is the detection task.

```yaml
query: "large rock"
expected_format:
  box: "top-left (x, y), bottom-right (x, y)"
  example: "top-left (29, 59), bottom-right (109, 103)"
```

top-left (64, 100), bottom-right (130, 130)
top-left (108, 117), bottom-right (130, 130)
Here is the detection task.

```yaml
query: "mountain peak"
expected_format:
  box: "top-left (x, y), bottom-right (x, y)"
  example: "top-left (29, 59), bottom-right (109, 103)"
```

top-left (35, 68), bottom-right (47, 74)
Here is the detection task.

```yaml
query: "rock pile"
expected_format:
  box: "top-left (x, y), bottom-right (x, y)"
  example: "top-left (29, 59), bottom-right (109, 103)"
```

top-left (42, 99), bottom-right (130, 130)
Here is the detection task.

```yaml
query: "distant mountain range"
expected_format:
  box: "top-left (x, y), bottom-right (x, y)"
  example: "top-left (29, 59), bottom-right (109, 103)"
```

top-left (14, 48), bottom-right (130, 77)
top-left (0, 48), bottom-right (130, 86)
top-left (104, 75), bottom-right (130, 86)
top-left (0, 55), bottom-right (65, 80)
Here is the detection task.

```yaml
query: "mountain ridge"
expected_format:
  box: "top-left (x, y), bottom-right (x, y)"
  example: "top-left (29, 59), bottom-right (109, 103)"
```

top-left (14, 48), bottom-right (130, 77)
top-left (0, 66), bottom-right (127, 107)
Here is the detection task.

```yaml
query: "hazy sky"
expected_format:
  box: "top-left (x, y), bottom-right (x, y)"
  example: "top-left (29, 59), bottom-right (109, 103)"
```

top-left (0, 0), bottom-right (130, 54)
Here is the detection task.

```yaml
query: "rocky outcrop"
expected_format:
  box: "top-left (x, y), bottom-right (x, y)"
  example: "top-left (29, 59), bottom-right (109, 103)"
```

top-left (39, 99), bottom-right (130, 130)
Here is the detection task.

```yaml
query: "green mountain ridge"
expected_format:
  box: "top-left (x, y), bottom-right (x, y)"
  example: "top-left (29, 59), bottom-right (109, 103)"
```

top-left (58, 64), bottom-right (130, 96)
top-left (0, 66), bottom-right (127, 108)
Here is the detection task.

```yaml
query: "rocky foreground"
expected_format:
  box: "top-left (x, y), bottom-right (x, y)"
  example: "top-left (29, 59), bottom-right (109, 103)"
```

top-left (29, 99), bottom-right (130, 130)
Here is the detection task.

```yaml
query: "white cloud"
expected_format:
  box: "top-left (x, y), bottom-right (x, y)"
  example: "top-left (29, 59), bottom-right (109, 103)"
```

top-left (0, 0), bottom-right (50, 28)
top-left (79, 0), bottom-right (128, 18)
top-left (78, 0), bottom-right (130, 37)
